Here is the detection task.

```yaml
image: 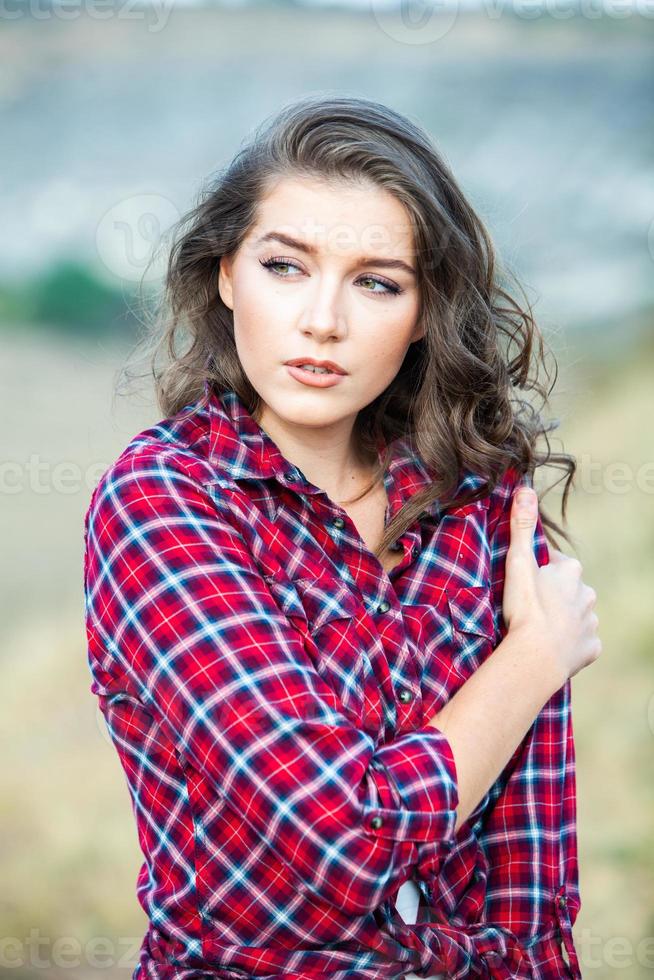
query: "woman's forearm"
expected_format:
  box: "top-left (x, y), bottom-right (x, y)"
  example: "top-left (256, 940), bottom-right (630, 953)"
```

top-left (426, 625), bottom-right (567, 834)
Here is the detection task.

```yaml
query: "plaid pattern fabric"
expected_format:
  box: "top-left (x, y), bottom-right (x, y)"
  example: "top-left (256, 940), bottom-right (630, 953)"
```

top-left (83, 382), bottom-right (581, 979)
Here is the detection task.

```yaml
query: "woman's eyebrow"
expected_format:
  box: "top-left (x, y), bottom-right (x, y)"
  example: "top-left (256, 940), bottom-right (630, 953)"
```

top-left (254, 231), bottom-right (417, 277)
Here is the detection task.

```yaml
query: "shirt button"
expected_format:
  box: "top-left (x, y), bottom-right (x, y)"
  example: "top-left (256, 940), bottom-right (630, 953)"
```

top-left (411, 545), bottom-right (419, 558)
top-left (370, 815), bottom-right (383, 829)
top-left (376, 599), bottom-right (391, 614)
top-left (389, 539), bottom-right (402, 551)
top-left (332, 516), bottom-right (346, 529)
top-left (557, 894), bottom-right (568, 908)
top-left (398, 688), bottom-right (413, 703)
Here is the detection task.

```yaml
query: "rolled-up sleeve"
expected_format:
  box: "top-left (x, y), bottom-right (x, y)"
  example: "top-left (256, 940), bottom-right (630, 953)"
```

top-left (83, 449), bottom-right (459, 918)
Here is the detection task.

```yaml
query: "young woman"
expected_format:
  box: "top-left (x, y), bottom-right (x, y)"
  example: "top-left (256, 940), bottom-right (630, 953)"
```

top-left (83, 95), bottom-right (600, 979)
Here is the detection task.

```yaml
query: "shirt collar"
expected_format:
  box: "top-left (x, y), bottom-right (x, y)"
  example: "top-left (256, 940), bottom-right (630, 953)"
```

top-left (206, 381), bottom-right (291, 484)
top-left (204, 380), bottom-right (488, 519)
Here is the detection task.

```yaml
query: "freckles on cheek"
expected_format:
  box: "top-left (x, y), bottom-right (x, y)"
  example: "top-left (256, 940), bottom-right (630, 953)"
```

top-left (369, 336), bottom-right (409, 372)
top-left (236, 326), bottom-right (276, 367)
top-left (234, 308), bottom-right (260, 339)
top-left (363, 355), bottom-right (405, 394)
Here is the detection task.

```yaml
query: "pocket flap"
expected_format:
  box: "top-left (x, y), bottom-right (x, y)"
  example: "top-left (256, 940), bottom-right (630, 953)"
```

top-left (294, 574), bottom-right (360, 633)
top-left (264, 571), bottom-right (360, 633)
top-left (263, 575), bottom-right (309, 626)
top-left (446, 586), bottom-right (496, 640)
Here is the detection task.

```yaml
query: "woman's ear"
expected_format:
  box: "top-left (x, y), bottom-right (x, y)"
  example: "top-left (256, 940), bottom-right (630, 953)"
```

top-left (218, 254), bottom-right (234, 311)
top-left (410, 320), bottom-right (425, 343)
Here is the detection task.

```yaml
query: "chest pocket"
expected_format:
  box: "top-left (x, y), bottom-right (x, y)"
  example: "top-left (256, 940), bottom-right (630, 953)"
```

top-left (263, 570), bottom-right (366, 723)
top-left (263, 571), bottom-right (359, 631)
top-left (401, 583), bottom-right (497, 717)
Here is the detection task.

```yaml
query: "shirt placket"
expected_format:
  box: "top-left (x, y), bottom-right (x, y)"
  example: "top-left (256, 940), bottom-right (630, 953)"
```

top-left (378, 471), bottom-right (437, 732)
top-left (332, 510), bottom-right (423, 727)
top-left (381, 522), bottom-right (429, 730)
top-left (365, 463), bottom-right (430, 731)
top-left (279, 454), bottom-right (433, 735)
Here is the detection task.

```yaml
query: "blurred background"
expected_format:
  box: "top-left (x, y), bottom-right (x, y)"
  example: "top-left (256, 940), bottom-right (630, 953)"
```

top-left (1, 3), bottom-right (653, 977)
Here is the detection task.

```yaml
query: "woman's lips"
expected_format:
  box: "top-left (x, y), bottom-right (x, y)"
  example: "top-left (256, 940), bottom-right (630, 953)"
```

top-left (285, 364), bottom-right (346, 388)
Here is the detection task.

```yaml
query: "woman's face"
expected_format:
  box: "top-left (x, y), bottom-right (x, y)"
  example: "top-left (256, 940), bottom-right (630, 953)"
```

top-left (218, 174), bottom-right (423, 440)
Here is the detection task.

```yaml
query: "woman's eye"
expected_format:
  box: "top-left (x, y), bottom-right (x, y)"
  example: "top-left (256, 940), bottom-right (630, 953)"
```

top-left (358, 276), bottom-right (401, 296)
top-left (260, 257), bottom-right (302, 276)
top-left (259, 257), bottom-right (401, 296)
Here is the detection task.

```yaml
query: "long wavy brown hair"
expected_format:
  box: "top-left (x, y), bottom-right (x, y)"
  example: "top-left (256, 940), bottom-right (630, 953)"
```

top-left (120, 93), bottom-right (577, 561)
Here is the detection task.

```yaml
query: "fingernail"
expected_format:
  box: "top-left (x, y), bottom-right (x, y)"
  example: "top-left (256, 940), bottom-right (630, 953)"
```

top-left (516, 489), bottom-right (534, 509)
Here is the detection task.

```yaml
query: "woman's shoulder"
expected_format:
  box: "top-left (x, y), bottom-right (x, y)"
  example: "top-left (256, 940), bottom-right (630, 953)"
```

top-left (483, 465), bottom-right (531, 528)
top-left (450, 464), bottom-right (541, 556)
top-left (482, 465), bottom-right (550, 568)
top-left (447, 464), bottom-right (529, 519)
top-left (86, 398), bottom-right (218, 524)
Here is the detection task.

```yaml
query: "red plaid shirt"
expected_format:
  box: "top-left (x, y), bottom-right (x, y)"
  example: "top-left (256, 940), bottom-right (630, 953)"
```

top-left (83, 382), bottom-right (581, 979)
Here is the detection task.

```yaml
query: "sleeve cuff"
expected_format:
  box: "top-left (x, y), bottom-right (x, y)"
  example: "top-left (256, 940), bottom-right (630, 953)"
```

top-left (365, 724), bottom-right (459, 843)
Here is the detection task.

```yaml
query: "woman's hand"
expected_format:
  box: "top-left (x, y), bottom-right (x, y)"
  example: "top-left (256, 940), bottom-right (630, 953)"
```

top-left (502, 486), bottom-right (601, 683)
